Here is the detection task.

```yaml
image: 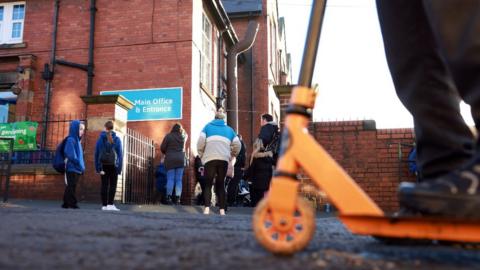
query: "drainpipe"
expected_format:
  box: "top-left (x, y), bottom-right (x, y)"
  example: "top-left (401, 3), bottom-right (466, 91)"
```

top-left (87, 0), bottom-right (96, 96)
top-left (250, 47), bottom-right (255, 147)
top-left (56, 0), bottom-right (96, 96)
top-left (41, 0), bottom-right (60, 148)
top-left (226, 20), bottom-right (259, 132)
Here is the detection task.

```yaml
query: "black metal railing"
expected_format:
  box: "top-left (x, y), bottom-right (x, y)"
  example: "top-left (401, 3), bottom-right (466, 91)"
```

top-left (1, 114), bottom-right (85, 165)
top-left (0, 138), bottom-right (13, 202)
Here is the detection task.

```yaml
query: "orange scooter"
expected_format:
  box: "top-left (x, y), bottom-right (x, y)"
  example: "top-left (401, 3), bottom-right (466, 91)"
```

top-left (252, 0), bottom-right (480, 255)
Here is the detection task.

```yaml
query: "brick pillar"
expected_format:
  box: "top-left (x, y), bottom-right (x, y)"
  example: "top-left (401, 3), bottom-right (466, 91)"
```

top-left (273, 84), bottom-right (295, 126)
top-left (80, 95), bottom-right (133, 202)
top-left (15, 54), bottom-right (36, 121)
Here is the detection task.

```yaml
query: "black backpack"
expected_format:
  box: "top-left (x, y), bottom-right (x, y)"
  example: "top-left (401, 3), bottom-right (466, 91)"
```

top-left (99, 138), bottom-right (117, 166)
top-left (265, 130), bottom-right (281, 165)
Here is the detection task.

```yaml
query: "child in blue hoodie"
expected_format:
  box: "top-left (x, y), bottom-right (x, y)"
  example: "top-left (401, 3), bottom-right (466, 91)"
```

top-left (94, 121), bottom-right (123, 211)
top-left (62, 120), bottom-right (86, 209)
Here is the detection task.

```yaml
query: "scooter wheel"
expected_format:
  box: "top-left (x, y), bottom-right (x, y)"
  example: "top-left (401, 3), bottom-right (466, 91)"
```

top-left (252, 197), bottom-right (315, 255)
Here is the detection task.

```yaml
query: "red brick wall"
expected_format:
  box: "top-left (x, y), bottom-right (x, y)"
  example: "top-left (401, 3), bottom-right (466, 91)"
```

top-left (9, 173), bottom-right (65, 200)
top-left (1, 0), bottom-right (196, 202)
top-left (231, 7), bottom-right (272, 149)
top-left (308, 121), bottom-right (416, 211)
top-left (0, 0), bottom-right (194, 147)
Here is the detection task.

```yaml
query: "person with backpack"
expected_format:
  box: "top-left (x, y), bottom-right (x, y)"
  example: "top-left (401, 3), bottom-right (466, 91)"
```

top-left (61, 120), bottom-right (86, 209)
top-left (246, 138), bottom-right (274, 207)
top-left (258, 113), bottom-right (280, 166)
top-left (160, 122), bottom-right (188, 205)
top-left (94, 121), bottom-right (123, 211)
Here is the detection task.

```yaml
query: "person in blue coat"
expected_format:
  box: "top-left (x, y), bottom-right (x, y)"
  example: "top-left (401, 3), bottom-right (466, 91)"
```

top-left (94, 121), bottom-right (123, 211)
top-left (62, 120), bottom-right (86, 209)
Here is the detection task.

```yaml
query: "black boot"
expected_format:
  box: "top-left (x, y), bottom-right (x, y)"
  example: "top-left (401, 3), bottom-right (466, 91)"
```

top-left (172, 195), bottom-right (179, 205)
top-left (166, 195), bottom-right (173, 205)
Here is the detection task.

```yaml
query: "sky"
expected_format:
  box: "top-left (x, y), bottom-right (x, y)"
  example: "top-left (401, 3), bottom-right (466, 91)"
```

top-left (278, 0), bottom-right (474, 129)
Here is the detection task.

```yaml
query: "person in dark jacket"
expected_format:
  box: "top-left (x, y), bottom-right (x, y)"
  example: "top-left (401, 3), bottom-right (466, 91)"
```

top-left (258, 113), bottom-right (279, 149)
top-left (160, 123), bottom-right (188, 205)
top-left (194, 155), bottom-right (206, 205)
top-left (62, 120), bottom-right (85, 209)
top-left (94, 121), bottom-right (123, 211)
top-left (247, 138), bottom-right (273, 207)
top-left (227, 134), bottom-right (246, 206)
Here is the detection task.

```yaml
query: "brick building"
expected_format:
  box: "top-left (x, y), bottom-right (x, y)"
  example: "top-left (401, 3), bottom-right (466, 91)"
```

top-left (223, 0), bottom-right (292, 147)
top-left (0, 0), bottom-right (292, 203)
top-left (0, 0), bottom-right (414, 210)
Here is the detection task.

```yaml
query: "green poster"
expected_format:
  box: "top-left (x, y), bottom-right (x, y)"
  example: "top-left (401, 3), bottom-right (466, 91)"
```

top-left (0, 122), bottom-right (38, 152)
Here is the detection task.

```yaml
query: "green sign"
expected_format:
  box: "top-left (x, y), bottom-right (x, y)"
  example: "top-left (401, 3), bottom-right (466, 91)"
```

top-left (0, 122), bottom-right (38, 152)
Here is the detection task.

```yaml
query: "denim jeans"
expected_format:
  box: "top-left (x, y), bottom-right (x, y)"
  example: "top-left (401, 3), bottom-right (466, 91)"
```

top-left (166, 167), bottom-right (184, 197)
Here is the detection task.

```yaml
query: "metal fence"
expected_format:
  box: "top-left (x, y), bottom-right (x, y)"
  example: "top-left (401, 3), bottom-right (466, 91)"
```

top-left (122, 128), bottom-right (155, 204)
top-left (0, 114), bottom-right (85, 164)
top-left (0, 138), bottom-right (13, 202)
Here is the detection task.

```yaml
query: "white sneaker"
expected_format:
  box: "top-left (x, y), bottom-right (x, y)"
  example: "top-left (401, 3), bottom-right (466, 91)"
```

top-left (239, 187), bottom-right (249, 195)
top-left (219, 209), bottom-right (226, 216)
top-left (101, 206), bottom-right (108, 211)
top-left (203, 207), bottom-right (210, 215)
top-left (107, 204), bottom-right (120, 211)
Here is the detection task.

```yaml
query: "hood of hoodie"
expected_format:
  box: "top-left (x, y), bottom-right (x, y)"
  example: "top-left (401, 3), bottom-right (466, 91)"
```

top-left (210, 119), bottom-right (226, 126)
top-left (68, 120), bottom-right (82, 140)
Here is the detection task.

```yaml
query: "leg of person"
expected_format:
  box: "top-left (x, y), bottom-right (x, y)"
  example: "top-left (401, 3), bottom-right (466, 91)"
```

top-left (250, 188), bottom-right (263, 207)
top-left (165, 169), bottom-right (175, 204)
top-left (63, 172), bottom-right (79, 208)
top-left (377, 0), bottom-right (475, 182)
top-left (397, 0), bottom-right (480, 218)
top-left (227, 167), bottom-right (242, 206)
top-left (213, 160), bottom-right (228, 215)
top-left (174, 167), bottom-right (184, 204)
top-left (62, 173), bottom-right (69, 208)
top-left (70, 173), bottom-right (79, 209)
top-left (100, 170), bottom-right (109, 209)
top-left (106, 165), bottom-right (119, 211)
top-left (203, 161), bottom-right (217, 214)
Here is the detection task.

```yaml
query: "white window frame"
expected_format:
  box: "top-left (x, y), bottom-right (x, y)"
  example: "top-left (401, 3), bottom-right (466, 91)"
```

top-left (200, 12), bottom-right (213, 95)
top-left (0, 2), bottom-right (26, 45)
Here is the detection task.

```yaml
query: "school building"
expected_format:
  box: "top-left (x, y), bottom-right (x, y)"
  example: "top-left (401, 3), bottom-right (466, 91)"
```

top-left (0, 0), bottom-right (415, 210)
top-left (0, 0), bottom-right (293, 204)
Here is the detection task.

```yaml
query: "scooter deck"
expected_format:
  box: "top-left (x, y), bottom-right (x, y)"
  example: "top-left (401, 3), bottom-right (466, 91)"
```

top-left (339, 214), bottom-right (480, 243)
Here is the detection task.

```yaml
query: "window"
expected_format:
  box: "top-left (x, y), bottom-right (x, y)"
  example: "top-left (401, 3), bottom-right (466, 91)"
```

top-left (0, 2), bottom-right (25, 44)
top-left (200, 13), bottom-right (213, 94)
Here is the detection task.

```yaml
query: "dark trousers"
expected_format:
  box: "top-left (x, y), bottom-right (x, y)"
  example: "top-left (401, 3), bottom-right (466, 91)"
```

top-left (227, 167), bottom-right (243, 206)
top-left (101, 165), bottom-right (118, 206)
top-left (376, 0), bottom-right (480, 180)
top-left (203, 160), bottom-right (228, 209)
top-left (250, 188), bottom-right (266, 207)
top-left (63, 172), bottom-right (80, 208)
